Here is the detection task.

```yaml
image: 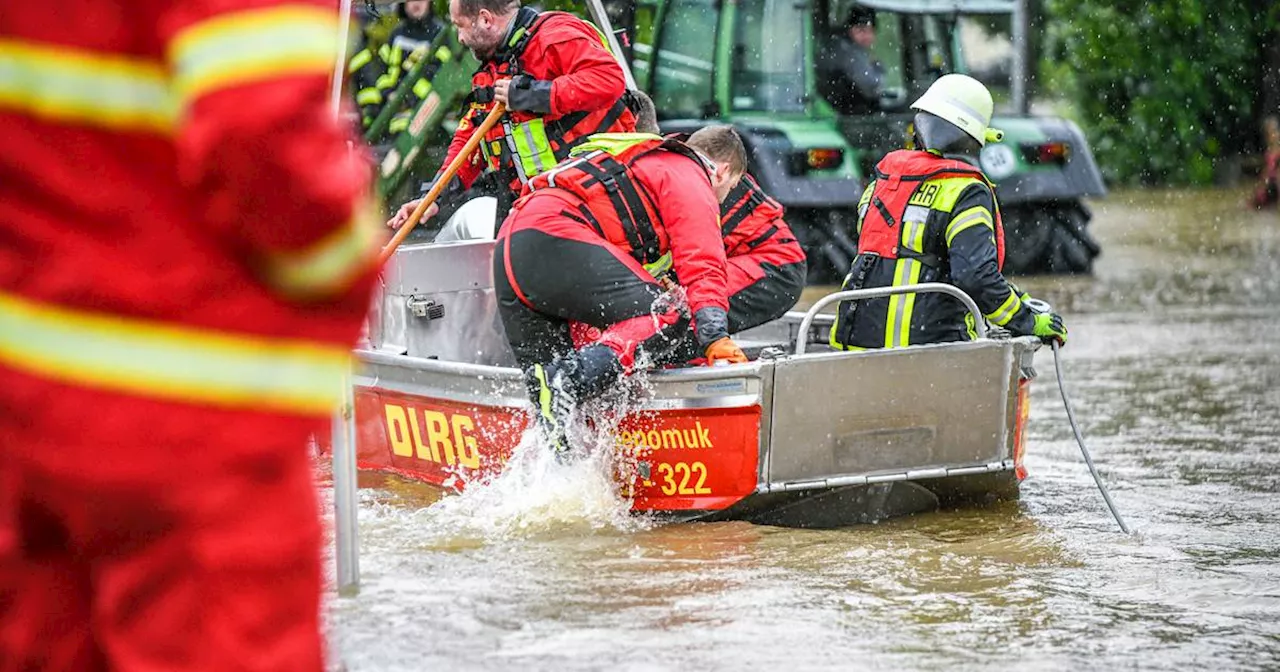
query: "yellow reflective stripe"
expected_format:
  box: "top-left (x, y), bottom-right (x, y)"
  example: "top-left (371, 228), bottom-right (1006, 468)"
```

top-left (511, 118), bottom-right (556, 176)
top-left (348, 48), bottom-right (373, 73)
top-left (985, 290), bottom-right (1022, 326)
top-left (412, 77), bottom-right (432, 99)
top-left (945, 206), bottom-right (994, 247)
top-left (0, 40), bottom-right (175, 132)
top-left (885, 259), bottom-right (908, 348)
top-left (0, 292), bottom-right (350, 414)
top-left (263, 206), bottom-right (384, 300)
top-left (928, 176), bottom-right (985, 213)
top-left (828, 322), bottom-right (867, 351)
top-left (644, 252), bottom-right (673, 278)
top-left (170, 5), bottom-right (340, 105)
top-left (883, 259), bottom-right (923, 348)
top-left (901, 220), bottom-right (926, 253)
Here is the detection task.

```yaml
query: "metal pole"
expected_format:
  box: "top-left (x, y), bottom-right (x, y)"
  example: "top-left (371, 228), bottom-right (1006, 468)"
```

top-left (1010, 0), bottom-right (1029, 114)
top-left (583, 0), bottom-right (637, 90)
top-left (795, 283), bottom-right (987, 355)
top-left (332, 373), bottom-right (361, 593)
top-left (330, 0), bottom-right (354, 118)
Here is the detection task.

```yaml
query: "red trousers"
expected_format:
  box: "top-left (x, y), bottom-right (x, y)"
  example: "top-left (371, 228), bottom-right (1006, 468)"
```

top-left (0, 369), bottom-right (325, 672)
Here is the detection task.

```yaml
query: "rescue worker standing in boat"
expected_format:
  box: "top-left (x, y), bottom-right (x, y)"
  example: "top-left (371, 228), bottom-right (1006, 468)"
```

top-left (387, 0), bottom-right (636, 233)
top-left (830, 74), bottom-right (1068, 349)
top-left (496, 126), bottom-right (750, 452)
top-left (0, 1), bottom-right (380, 668)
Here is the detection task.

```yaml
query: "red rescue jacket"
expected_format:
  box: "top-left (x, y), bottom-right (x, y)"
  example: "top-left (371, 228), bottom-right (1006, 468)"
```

top-left (860, 150), bottom-right (1005, 269)
top-left (719, 174), bottom-right (807, 265)
top-left (443, 8), bottom-right (635, 191)
top-left (520, 135), bottom-right (729, 314)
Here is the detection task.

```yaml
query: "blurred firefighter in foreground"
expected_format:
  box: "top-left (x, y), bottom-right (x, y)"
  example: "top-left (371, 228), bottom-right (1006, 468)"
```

top-left (348, 0), bottom-right (451, 136)
top-left (497, 126), bottom-right (749, 454)
top-left (0, 1), bottom-right (380, 669)
top-left (829, 74), bottom-right (1067, 350)
top-left (386, 0), bottom-right (636, 237)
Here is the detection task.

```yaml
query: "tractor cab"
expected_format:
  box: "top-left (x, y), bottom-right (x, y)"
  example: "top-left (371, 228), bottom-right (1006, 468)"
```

top-left (620, 0), bottom-right (1105, 279)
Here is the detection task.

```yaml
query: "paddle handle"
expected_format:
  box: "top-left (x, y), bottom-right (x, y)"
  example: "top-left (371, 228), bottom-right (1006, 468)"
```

top-left (378, 102), bottom-right (507, 265)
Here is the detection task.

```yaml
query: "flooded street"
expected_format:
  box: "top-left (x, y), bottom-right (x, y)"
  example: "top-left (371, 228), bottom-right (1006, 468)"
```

top-left (330, 188), bottom-right (1280, 670)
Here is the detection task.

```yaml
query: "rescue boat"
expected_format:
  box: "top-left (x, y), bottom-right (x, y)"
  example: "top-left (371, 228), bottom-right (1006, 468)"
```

top-left (328, 240), bottom-right (1040, 528)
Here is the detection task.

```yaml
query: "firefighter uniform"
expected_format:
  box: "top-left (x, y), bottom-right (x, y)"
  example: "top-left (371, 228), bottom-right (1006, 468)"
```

top-left (495, 134), bottom-right (733, 418)
top-left (828, 149), bottom-right (1035, 348)
top-left (348, 13), bottom-right (451, 135)
top-left (829, 73), bottom-right (1066, 350)
top-left (0, 1), bottom-right (380, 668)
top-left (439, 6), bottom-right (636, 228)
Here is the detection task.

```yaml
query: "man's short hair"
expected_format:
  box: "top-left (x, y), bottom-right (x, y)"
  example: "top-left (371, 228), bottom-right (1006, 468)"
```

top-left (844, 4), bottom-right (876, 28)
top-left (455, 0), bottom-right (519, 17)
top-left (627, 90), bottom-right (660, 134)
top-left (686, 125), bottom-right (748, 176)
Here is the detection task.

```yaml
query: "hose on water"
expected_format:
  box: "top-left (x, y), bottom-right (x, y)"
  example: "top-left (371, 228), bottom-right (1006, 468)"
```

top-left (1050, 340), bottom-right (1133, 535)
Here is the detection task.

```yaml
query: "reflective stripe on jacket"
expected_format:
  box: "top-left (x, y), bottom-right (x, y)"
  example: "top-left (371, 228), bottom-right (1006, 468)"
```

top-left (0, 0), bottom-right (379, 414)
top-left (829, 150), bottom-right (1034, 350)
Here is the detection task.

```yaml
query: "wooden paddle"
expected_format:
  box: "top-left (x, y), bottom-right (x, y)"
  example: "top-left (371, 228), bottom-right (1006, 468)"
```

top-left (377, 102), bottom-right (507, 265)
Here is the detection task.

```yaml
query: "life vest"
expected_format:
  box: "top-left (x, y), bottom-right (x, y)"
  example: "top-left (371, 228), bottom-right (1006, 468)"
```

top-left (525, 133), bottom-right (712, 265)
top-left (469, 8), bottom-right (632, 184)
top-left (719, 173), bottom-right (786, 255)
top-left (859, 149), bottom-right (1005, 269)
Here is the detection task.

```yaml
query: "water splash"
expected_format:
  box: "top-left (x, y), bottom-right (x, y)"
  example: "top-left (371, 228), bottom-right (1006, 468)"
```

top-left (397, 382), bottom-right (658, 545)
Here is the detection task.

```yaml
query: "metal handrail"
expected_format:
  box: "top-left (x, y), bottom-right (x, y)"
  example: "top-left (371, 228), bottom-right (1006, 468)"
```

top-left (795, 283), bottom-right (986, 355)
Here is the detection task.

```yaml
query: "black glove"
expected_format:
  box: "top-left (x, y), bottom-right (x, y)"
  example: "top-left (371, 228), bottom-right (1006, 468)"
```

top-left (693, 306), bottom-right (730, 350)
top-left (506, 75), bottom-right (554, 114)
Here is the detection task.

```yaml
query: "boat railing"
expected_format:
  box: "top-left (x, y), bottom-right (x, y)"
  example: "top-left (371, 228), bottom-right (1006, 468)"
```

top-left (794, 283), bottom-right (986, 355)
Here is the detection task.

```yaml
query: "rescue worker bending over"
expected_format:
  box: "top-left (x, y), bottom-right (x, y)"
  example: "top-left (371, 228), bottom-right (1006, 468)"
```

top-left (632, 98), bottom-right (805, 341)
top-left (496, 126), bottom-right (749, 453)
top-left (388, 0), bottom-right (636, 234)
top-left (717, 174), bottom-right (808, 333)
top-left (638, 173), bottom-right (808, 363)
top-left (348, 1), bottom-right (449, 135)
top-left (830, 74), bottom-right (1068, 350)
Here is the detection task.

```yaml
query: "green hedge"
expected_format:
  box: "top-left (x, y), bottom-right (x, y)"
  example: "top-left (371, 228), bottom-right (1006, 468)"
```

top-left (1044, 1), bottom-right (1279, 185)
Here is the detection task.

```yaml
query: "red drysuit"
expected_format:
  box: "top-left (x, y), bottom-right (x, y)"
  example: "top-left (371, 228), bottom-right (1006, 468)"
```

top-left (0, 1), bottom-right (379, 669)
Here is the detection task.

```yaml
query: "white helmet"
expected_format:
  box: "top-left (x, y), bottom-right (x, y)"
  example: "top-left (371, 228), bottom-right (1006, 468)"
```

top-left (910, 74), bottom-right (1003, 146)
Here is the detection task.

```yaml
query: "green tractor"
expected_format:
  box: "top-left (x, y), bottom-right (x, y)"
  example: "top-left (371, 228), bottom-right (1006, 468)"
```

top-left (611, 0), bottom-right (1106, 281)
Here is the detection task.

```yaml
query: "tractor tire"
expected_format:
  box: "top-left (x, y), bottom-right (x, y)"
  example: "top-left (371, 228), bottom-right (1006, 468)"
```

top-left (1001, 200), bottom-right (1100, 275)
top-left (792, 208), bottom-right (859, 285)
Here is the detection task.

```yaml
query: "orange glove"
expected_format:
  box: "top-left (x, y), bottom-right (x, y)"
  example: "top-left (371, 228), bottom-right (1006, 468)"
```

top-left (705, 337), bottom-right (748, 366)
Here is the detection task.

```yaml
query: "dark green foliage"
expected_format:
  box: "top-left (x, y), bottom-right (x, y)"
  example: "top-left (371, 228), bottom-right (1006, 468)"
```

top-left (1044, 1), bottom-right (1280, 185)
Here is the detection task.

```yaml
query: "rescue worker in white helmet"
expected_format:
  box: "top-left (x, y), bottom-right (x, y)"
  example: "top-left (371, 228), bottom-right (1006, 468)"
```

top-left (829, 74), bottom-right (1068, 349)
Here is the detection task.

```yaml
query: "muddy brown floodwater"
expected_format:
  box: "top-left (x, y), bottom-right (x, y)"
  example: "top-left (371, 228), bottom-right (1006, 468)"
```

top-left (328, 188), bottom-right (1280, 670)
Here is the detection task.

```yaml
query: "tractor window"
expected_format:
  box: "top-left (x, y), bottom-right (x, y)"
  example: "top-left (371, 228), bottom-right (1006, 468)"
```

top-left (651, 0), bottom-right (717, 118)
top-left (870, 12), bottom-right (905, 98)
top-left (730, 0), bottom-right (806, 112)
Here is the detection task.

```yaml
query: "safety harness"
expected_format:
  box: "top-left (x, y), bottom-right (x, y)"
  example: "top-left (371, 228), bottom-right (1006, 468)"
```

top-left (526, 133), bottom-right (713, 265)
top-left (719, 174), bottom-right (786, 255)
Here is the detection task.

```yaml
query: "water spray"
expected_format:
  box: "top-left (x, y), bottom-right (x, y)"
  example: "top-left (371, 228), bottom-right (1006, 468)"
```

top-left (1026, 299), bottom-right (1132, 535)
